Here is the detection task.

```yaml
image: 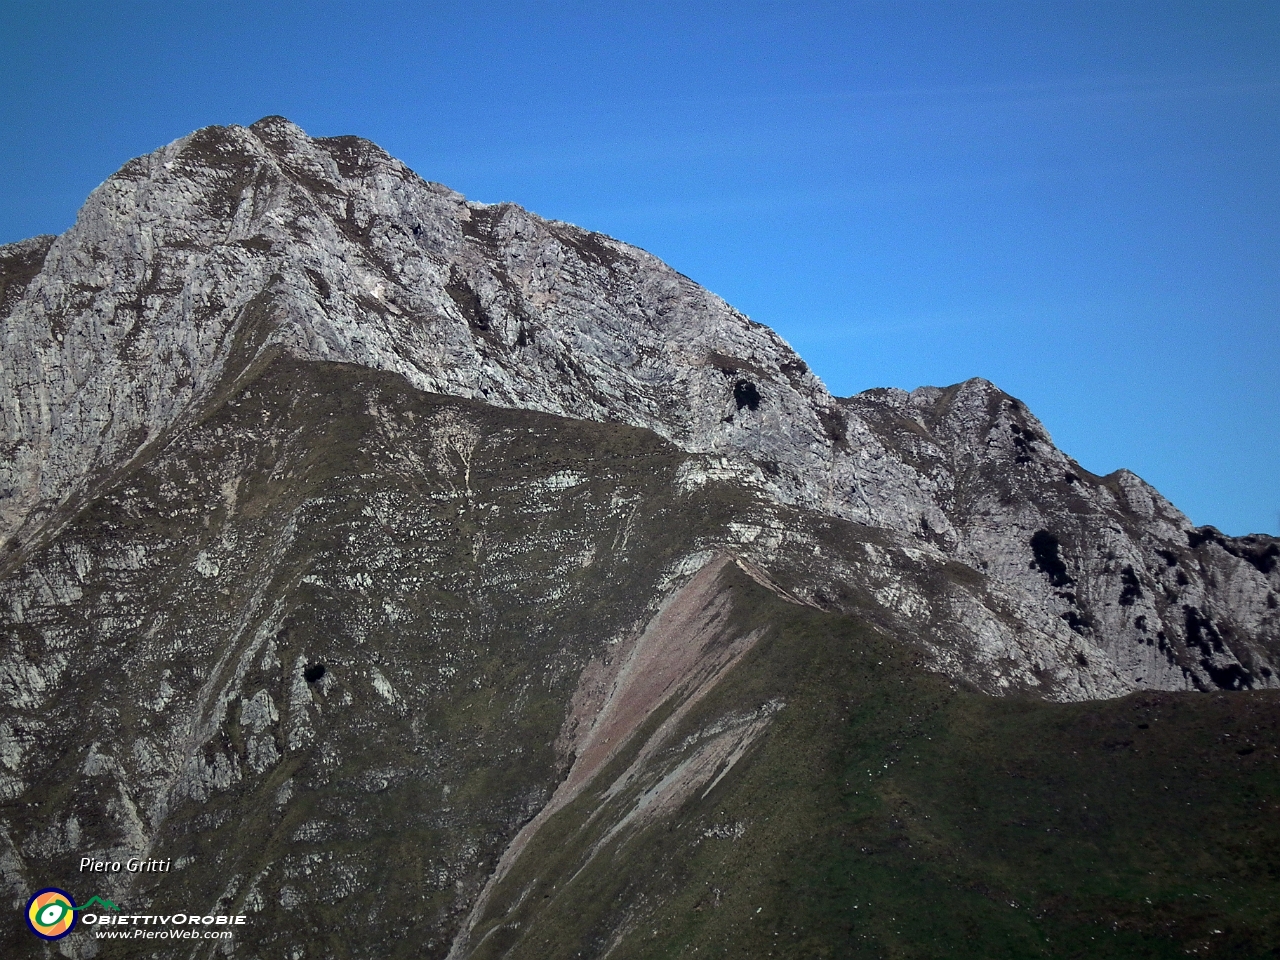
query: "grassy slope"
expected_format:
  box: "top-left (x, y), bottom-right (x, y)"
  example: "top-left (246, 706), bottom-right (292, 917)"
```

top-left (481, 569), bottom-right (1280, 959)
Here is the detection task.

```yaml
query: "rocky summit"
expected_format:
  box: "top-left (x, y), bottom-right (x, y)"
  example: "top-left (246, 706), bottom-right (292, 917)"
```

top-left (1, 118), bottom-right (1278, 959)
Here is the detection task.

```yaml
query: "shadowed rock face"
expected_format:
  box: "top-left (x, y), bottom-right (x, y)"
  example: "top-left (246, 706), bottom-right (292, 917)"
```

top-left (0, 119), bottom-right (1279, 959)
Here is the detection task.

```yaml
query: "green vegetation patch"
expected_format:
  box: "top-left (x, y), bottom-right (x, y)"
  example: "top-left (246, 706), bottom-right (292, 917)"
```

top-left (479, 569), bottom-right (1280, 959)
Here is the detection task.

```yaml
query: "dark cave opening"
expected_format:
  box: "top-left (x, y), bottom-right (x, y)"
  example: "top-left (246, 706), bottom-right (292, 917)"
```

top-left (1030, 530), bottom-right (1073, 587)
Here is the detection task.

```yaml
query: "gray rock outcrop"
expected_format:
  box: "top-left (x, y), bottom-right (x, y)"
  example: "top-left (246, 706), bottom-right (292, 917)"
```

top-left (2, 116), bottom-right (1276, 705)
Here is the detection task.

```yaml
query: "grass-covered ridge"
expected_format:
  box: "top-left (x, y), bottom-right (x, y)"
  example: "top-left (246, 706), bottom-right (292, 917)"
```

top-left (472, 567), bottom-right (1280, 959)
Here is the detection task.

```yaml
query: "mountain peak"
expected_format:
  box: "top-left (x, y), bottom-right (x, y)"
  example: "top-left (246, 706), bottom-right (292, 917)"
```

top-left (248, 113), bottom-right (303, 135)
top-left (0, 122), bottom-right (1275, 704)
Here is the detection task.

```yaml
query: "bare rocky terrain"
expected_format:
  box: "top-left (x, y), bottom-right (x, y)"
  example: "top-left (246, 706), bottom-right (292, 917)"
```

top-left (1, 119), bottom-right (1278, 959)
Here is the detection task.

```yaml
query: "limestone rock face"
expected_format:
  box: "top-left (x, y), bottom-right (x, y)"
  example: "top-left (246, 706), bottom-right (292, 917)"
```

top-left (0, 115), bottom-right (1276, 704)
top-left (0, 117), bottom-right (846, 554)
top-left (842, 383), bottom-right (1279, 698)
top-left (5, 116), bottom-right (1274, 703)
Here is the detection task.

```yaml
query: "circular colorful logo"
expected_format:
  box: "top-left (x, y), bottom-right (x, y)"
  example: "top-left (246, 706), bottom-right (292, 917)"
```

top-left (26, 888), bottom-right (77, 940)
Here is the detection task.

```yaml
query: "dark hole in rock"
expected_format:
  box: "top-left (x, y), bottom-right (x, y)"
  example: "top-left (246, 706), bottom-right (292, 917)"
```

top-left (734, 381), bottom-right (761, 411)
top-left (1030, 530), bottom-right (1073, 587)
top-left (1187, 526), bottom-right (1223, 549)
top-left (1155, 548), bottom-right (1179, 567)
top-left (1183, 605), bottom-right (1224, 656)
top-left (780, 358), bottom-right (808, 377)
top-left (1253, 544), bottom-right (1278, 575)
top-left (1134, 614), bottom-right (1148, 632)
top-left (1199, 658), bottom-right (1253, 691)
top-left (1237, 746), bottom-right (1256, 756)
top-left (1063, 611), bottom-right (1090, 635)
top-left (1137, 723), bottom-right (1150, 729)
top-left (1119, 565), bottom-right (1143, 606)
top-left (1228, 540), bottom-right (1279, 575)
top-left (1063, 472), bottom-right (1080, 485)
top-left (304, 663), bottom-right (326, 683)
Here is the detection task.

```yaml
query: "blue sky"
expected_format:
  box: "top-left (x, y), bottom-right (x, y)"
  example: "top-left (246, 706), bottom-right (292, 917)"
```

top-left (2, 1), bottom-right (1277, 535)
